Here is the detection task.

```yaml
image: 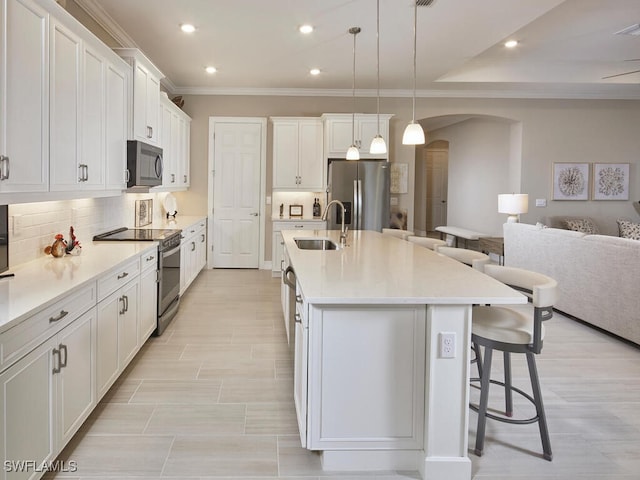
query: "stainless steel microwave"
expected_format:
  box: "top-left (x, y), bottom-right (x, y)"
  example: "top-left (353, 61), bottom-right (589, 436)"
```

top-left (126, 140), bottom-right (163, 188)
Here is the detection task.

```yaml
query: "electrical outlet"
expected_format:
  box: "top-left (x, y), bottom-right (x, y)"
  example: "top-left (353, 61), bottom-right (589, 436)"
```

top-left (439, 332), bottom-right (456, 358)
top-left (11, 214), bottom-right (22, 237)
top-left (535, 198), bottom-right (547, 207)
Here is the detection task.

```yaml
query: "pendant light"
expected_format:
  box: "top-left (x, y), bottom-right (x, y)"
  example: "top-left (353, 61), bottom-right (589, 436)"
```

top-left (402, 0), bottom-right (425, 145)
top-left (369, 0), bottom-right (387, 155)
top-left (346, 27), bottom-right (361, 160)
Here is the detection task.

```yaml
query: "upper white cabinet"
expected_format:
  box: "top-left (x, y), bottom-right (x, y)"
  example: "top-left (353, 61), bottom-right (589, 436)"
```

top-left (115, 48), bottom-right (163, 146)
top-left (0, 0), bottom-right (49, 194)
top-left (322, 113), bottom-right (392, 160)
top-left (271, 117), bottom-right (324, 190)
top-left (159, 92), bottom-right (191, 190)
top-left (0, 0), bottom-right (129, 200)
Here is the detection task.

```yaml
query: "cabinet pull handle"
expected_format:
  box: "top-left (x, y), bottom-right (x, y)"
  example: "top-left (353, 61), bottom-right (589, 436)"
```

top-left (200, 234), bottom-right (205, 242)
top-left (146, 255), bottom-right (155, 262)
top-left (119, 296), bottom-right (126, 315)
top-left (280, 259), bottom-right (284, 270)
top-left (52, 348), bottom-right (61, 374)
top-left (125, 169), bottom-right (130, 183)
top-left (191, 241), bottom-right (196, 251)
top-left (147, 126), bottom-right (153, 138)
top-left (296, 294), bottom-right (302, 304)
top-left (49, 310), bottom-right (69, 323)
top-left (84, 164), bottom-right (89, 181)
top-left (171, 173), bottom-right (175, 183)
top-left (184, 175), bottom-right (187, 183)
top-left (123, 295), bottom-right (129, 313)
top-left (59, 344), bottom-right (68, 369)
top-left (0, 155), bottom-right (9, 180)
top-left (117, 272), bottom-right (129, 280)
top-left (294, 313), bottom-right (302, 324)
top-left (294, 225), bottom-right (303, 228)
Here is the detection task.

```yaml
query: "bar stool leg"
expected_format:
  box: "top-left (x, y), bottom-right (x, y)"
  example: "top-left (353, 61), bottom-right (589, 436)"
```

top-left (526, 352), bottom-right (553, 461)
top-left (474, 346), bottom-right (493, 457)
top-left (474, 341), bottom-right (483, 378)
top-left (504, 352), bottom-right (513, 417)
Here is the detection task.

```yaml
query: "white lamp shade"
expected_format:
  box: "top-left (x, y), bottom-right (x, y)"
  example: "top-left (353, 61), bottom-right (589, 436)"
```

top-left (346, 145), bottom-right (360, 160)
top-left (369, 135), bottom-right (387, 154)
top-left (402, 122), bottom-right (425, 145)
top-left (498, 194), bottom-right (528, 222)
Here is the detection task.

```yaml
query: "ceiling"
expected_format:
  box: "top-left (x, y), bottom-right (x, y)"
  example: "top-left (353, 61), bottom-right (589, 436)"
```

top-left (76, 0), bottom-right (640, 99)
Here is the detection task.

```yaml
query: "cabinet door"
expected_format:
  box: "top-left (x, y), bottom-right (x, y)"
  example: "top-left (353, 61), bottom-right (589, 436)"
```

top-left (81, 45), bottom-right (106, 189)
top-left (56, 308), bottom-right (95, 449)
top-left (132, 64), bottom-right (150, 143)
top-left (49, 19), bottom-right (82, 192)
top-left (325, 117), bottom-right (354, 157)
top-left (297, 120), bottom-right (324, 190)
top-left (146, 73), bottom-right (160, 145)
top-left (118, 278), bottom-right (139, 368)
top-left (272, 231), bottom-right (284, 275)
top-left (293, 308), bottom-right (308, 447)
top-left (139, 266), bottom-right (158, 343)
top-left (179, 241), bottom-right (189, 295)
top-left (96, 291), bottom-right (119, 399)
top-left (105, 62), bottom-right (127, 190)
top-left (0, 0), bottom-right (49, 193)
top-left (357, 117), bottom-right (380, 154)
top-left (160, 102), bottom-right (176, 186)
top-left (0, 338), bottom-right (56, 480)
top-left (178, 116), bottom-right (190, 187)
top-left (272, 121), bottom-right (299, 188)
top-left (196, 227), bottom-right (206, 271)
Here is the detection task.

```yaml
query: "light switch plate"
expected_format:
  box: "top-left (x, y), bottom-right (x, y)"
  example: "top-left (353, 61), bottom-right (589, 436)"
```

top-left (535, 198), bottom-right (547, 207)
top-left (390, 197), bottom-right (399, 206)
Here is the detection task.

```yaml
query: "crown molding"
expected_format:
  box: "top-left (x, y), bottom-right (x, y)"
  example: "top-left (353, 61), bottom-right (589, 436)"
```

top-left (74, 0), bottom-right (138, 48)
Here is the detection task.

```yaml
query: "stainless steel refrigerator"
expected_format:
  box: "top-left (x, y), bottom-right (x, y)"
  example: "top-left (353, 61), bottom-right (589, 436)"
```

top-left (326, 159), bottom-right (390, 231)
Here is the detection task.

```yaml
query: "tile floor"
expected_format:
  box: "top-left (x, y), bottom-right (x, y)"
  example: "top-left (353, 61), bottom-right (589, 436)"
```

top-left (46, 269), bottom-right (640, 480)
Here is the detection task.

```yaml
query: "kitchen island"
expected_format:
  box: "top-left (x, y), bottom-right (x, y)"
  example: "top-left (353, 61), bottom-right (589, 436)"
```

top-left (281, 229), bottom-right (526, 480)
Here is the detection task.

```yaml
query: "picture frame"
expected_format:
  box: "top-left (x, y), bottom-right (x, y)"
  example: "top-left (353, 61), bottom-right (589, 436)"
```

top-left (552, 163), bottom-right (590, 201)
top-left (390, 163), bottom-right (408, 194)
top-left (135, 199), bottom-right (153, 227)
top-left (592, 163), bottom-right (630, 200)
top-left (289, 204), bottom-right (303, 217)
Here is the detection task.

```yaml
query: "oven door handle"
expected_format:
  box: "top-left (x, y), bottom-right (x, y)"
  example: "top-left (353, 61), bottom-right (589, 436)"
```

top-left (162, 244), bottom-right (181, 258)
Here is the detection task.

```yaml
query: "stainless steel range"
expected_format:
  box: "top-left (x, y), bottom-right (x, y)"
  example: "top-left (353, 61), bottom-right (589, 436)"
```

top-left (93, 227), bottom-right (181, 335)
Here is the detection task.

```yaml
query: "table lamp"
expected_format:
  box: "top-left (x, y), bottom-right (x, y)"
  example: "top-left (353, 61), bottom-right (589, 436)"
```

top-left (498, 193), bottom-right (528, 223)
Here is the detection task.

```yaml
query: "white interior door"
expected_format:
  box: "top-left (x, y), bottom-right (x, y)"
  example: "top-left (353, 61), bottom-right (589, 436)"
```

top-left (426, 148), bottom-right (448, 231)
top-left (212, 120), bottom-right (263, 268)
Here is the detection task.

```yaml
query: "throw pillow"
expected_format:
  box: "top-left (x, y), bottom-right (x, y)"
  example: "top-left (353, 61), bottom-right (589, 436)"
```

top-left (564, 218), bottom-right (599, 234)
top-left (617, 219), bottom-right (640, 240)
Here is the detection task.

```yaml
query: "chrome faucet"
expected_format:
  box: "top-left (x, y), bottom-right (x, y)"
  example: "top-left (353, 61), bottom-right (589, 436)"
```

top-left (321, 200), bottom-right (348, 246)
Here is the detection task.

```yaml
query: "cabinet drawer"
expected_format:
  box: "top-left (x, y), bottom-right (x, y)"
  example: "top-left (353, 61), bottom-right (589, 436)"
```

top-left (97, 258), bottom-right (140, 302)
top-left (140, 249), bottom-right (158, 272)
top-left (0, 283), bottom-right (96, 371)
top-left (273, 221), bottom-right (326, 232)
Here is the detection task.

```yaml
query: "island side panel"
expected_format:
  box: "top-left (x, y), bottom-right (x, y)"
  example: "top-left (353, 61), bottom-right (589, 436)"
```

top-left (422, 304), bottom-right (473, 480)
top-left (307, 305), bottom-right (426, 452)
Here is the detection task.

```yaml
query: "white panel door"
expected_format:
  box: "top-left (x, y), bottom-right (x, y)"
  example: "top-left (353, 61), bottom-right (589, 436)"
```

top-left (0, 0), bottom-right (49, 193)
top-left (426, 148), bottom-right (449, 231)
top-left (212, 122), bottom-right (262, 268)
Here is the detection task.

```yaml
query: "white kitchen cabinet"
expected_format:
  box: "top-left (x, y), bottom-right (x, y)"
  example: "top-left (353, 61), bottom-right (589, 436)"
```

top-left (271, 118), bottom-right (324, 190)
top-left (272, 220), bottom-right (325, 276)
top-left (139, 251), bottom-right (158, 343)
top-left (96, 259), bottom-right (141, 399)
top-left (180, 219), bottom-right (207, 294)
top-left (115, 48), bottom-right (163, 146)
top-left (104, 61), bottom-right (128, 190)
top-left (293, 282), bottom-right (308, 447)
top-left (159, 92), bottom-right (191, 190)
top-left (0, 0), bottom-right (49, 194)
top-left (322, 113), bottom-right (392, 160)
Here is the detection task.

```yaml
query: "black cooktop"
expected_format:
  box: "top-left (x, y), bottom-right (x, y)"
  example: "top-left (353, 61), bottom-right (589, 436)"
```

top-left (93, 227), bottom-right (180, 242)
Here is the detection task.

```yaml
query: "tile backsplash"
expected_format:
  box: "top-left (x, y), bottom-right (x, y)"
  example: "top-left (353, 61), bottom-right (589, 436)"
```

top-left (7, 192), bottom-right (170, 267)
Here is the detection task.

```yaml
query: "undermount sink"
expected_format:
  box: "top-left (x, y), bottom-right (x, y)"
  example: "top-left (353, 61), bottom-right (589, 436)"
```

top-left (294, 238), bottom-right (338, 250)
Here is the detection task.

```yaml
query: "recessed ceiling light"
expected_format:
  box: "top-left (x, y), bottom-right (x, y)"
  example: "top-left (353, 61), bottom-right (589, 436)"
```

top-left (299, 24), bottom-right (314, 34)
top-left (180, 23), bottom-right (196, 33)
top-left (504, 40), bottom-right (518, 48)
top-left (205, 66), bottom-right (217, 74)
top-left (310, 68), bottom-right (321, 75)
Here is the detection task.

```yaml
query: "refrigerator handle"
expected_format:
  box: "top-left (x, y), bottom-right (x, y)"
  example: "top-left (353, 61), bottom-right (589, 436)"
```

top-left (353, 179), bottom-right (359, 230)
top-left (354, 180), bottom-right (363, 230)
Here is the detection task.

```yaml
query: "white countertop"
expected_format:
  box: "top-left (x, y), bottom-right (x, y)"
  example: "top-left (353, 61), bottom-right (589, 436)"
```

top-left (282, 229), bottom-right (526, 305)
top-left (0, 242), bottom-right (158, 333)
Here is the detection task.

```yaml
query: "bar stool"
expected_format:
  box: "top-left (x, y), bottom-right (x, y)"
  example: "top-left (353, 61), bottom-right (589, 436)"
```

top-left (381, 228), bottom-right (414, 241)
top-left (407, 235), bottom-right (446, 250)
top-left (470, 264), bottom-right (557, 461)
top-left (436, 246), bottom-right (489, 272)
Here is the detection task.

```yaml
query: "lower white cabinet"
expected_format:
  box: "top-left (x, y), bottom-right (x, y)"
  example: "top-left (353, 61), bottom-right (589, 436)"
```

top-left (293, 283), bottom-right (308, 447)
top-left (96, 276), bottom-right (140, 399)
top-left (0, 308), bottom-right (96, 480)
top-left (272, 220), bottom-right (325, 276)
top-left (139, 252), bottom-right (158, 343)
top-left (180, 219), bottom-right (207, 294)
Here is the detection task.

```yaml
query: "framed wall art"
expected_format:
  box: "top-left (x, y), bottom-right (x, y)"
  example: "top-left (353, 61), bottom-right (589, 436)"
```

top-left (552, 163), bottom-right (589, 201)
top-left (135, 199), bottom-right (153, 227)
top-left (592, 163), bottom-right (629, 200)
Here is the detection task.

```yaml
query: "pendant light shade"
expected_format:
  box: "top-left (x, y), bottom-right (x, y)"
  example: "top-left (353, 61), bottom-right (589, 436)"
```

top-left (369, 0), bottom-right (387, 155)
top-left (347, 26), bottom-right (360, 161)
top-left (402, 0), bottom-right (425, 146)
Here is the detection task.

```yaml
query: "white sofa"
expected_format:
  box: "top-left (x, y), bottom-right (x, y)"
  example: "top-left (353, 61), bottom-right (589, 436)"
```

top-left (503, 222), bottom-right (640, 345)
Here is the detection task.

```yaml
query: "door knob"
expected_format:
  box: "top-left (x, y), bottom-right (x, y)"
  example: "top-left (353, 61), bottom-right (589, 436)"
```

top-left (250, 213), bottom-right (259, 216)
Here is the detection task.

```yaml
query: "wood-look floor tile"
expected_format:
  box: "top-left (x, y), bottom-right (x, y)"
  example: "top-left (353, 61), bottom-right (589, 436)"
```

top-left (129, 379), bottom-right (222, 404)
top-left (122, 358), bottom-right (202, 380)
top-left (162, 435), bottom-right (278, 476)
top-left (245, 402), bottom-right (298, 434)
top-left (144, 404), bottom-right (246, 434)
top-left (180, 343), bottom-right (253, 362)
top-left (97, 378), bottom-right (141, 404)
top-left (218, 378), bottom-right (293, 404)
top-left (79, 403), bottom-right (155, 435)
top-left (198, 358), bottom-right (276, 380)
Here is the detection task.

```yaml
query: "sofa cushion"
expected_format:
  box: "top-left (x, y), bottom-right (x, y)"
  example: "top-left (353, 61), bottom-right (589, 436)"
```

top-left (617, 219), bottom-right (640, 240)
top-left (564, 218), bottom-right (599, 234)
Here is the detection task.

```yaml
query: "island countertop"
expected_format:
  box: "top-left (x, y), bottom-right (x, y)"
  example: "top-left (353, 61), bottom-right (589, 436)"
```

top-left (281, 229), bottom-right (526, 305)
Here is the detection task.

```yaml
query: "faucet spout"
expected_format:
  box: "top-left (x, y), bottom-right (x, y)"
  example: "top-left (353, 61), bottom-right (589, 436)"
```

top-left (321, 200), bottom-right (348, 246)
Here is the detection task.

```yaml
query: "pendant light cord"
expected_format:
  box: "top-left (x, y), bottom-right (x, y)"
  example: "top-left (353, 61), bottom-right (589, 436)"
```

top-left (351, 27), bottom-right (358, 146)
top-left (376, 0), bottom-right (381, 134)
top-left (411, 0), bottom-right (417, 122)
